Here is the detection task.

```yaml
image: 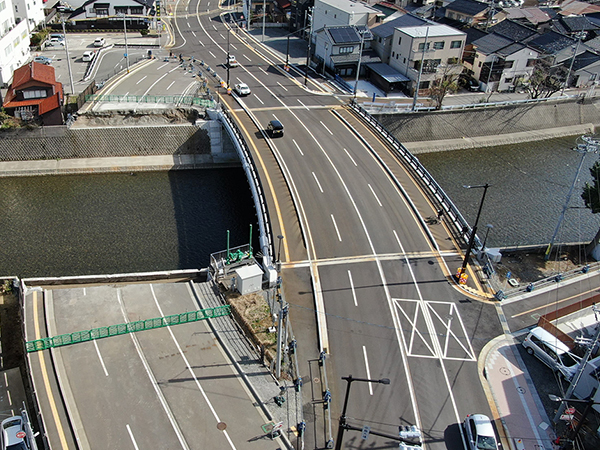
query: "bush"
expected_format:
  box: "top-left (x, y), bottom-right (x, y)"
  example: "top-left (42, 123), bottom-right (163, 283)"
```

top-left (30, 29), bottom-right (49, 47)
top-left (140, 28), bottom-right (149, 36)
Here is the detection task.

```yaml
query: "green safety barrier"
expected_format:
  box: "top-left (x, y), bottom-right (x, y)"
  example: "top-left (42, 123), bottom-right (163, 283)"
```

top-left (84, 94), bottom-right (215, 108)
top-left (26, 305), bottom-right (230, 352)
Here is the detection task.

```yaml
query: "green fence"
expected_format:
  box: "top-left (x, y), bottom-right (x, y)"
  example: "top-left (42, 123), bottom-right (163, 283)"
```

top-left (26, 305), bottom-right (230, 352)
top-left (85, 94), bottom-right (215, 108)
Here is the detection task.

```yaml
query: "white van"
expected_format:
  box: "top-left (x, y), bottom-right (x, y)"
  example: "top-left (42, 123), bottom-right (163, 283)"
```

top-left (522, 327), bottom-right (581, 380)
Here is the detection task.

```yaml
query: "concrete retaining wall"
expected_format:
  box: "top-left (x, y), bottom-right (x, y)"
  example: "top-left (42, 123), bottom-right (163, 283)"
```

top-left (0, 123), bottom-right (213, 161)
top-left (373, 97), bottom-right (600, 153)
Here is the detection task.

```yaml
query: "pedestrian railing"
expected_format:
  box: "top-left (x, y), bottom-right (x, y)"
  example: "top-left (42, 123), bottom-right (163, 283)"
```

top-left (25, 305), bottom-right (230, 352)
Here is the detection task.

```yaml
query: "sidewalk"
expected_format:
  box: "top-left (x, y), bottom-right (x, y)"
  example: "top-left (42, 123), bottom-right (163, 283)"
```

top-left (482, 335), bottom-right (556, 450)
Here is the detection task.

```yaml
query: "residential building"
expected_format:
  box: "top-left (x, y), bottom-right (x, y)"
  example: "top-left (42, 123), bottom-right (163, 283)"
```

top-left (67, 0), bottom-right (153, 28)
top-left (566, 50), bottom-right (600, 88)
top-left (312, 0), bottom-right (383, 33)
top-left (444, 0), bottom-right (489, 27)
top-left (469, 32), bottom-right (538, 92)
top-left (388, 23), bottom-right (466, 94)
top-left (0, 0), bottom-right (32, 87)
top-left (12, 0), bottom-right (46, 30)
top-left (313, 24), bottom-right (380, 75)
top-left (2, 61), bottom-right (64, 125)
top-left (370, 12), bottom-right (427, 64)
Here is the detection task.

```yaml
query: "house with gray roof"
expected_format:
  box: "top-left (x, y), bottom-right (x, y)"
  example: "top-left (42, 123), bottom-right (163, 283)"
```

top-left (567, 50), bottom-right (600, 88)
top-left (370, 13), bottom-right (429, 64)
top-left (469, 32), bottom-right (539, 92)
top-left (444, 0), bottom-right (490, 26)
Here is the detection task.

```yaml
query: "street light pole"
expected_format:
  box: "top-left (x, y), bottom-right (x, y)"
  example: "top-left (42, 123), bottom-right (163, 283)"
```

top-left (121, 14), bottom-right (130, 73)
top-left (458, 183), bottom-right (490, 279)
top-left (334, 375), bottom-right (390, 450)
top-left (61, 20), bottom-right (75, 95)
top-left (226, 29), bottom-right (230, 89)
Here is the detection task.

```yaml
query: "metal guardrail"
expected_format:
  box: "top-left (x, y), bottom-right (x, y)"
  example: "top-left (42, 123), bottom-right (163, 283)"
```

top-left (85, 94), bottom-right (215, 107)
top-left (218, 107), bottom-right (275, 269)
top-left (348, 100), bottom-right (476, 251)
top-left (25, 305), bottom-right (230, 352)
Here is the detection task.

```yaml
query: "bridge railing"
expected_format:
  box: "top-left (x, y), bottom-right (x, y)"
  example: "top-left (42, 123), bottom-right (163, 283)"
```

top-left (348, 100), bottom-right (477, 252)
top-left (217, 107), bottom-right (275, 274)
top-left (85, 94), bottom-right (215, 107)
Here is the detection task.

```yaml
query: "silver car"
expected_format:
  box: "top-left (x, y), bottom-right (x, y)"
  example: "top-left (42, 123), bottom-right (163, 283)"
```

top-left (463, 414), bottom-right (498, 450)
top-left (1, 416), bottom-right (29, 450)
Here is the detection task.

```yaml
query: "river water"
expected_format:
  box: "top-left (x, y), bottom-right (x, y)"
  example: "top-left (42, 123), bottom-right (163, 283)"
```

top-left (1, 136), bottom-right (598, 277)
top-left (417, 136), bottom-right (600, 250)
top-left (0, 169), bottom-right (257, 278)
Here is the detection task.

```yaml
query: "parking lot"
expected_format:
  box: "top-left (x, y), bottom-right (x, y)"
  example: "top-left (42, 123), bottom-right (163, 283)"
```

top-left (31, 32), bottom-right (161, 95)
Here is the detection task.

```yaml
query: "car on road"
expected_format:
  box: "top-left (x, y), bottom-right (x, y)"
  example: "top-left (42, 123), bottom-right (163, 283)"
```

top-left (522, 326), bottom-right (581, 380)
top-left (234, 83), bottom-right (251, 96)
top-left (82, 51), bottom-right (95, 62)
top-left (33, 56), bottom-right (52, 65)
top-left (228, 55), bottom-right (238, 67)
top-left (94, 37), bottom-right (105, 47)
top-left (463, 414), bottom-right (499, 450)
top-left (267, 120), bottom-right (284, 137)
top-left (1, 415), bottom-right (29, 450)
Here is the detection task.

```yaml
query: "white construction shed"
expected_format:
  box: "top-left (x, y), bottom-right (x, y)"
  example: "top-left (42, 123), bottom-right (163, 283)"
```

top-left (234, 264), bottom-right (263, 295)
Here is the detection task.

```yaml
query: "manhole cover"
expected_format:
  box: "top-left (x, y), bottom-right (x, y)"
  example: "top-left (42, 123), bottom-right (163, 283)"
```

top-left (217, 422), bottom-right (227, 431)
top-left (500, 367), bottom-right (510, 376)
top-left (517, 386), bottom-right (526, 394)
top-left (313, 377), bottom-right (320, 384)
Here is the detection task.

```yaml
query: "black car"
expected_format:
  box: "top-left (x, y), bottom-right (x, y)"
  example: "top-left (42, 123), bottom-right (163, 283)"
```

top-left (460, 75), bottom-right (480, 92)
top-left (267, 120), bottom-right (284, 138)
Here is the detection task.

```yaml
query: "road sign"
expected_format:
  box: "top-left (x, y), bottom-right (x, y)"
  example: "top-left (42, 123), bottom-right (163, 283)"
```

top-left (361, 426), bottom-right (371, 440)
top-left (565, 407), bottom-right (576, 414)
top-left (560, 414), bottom-right (574, 421)
top-left (506, 271), bottom-right (512, 279)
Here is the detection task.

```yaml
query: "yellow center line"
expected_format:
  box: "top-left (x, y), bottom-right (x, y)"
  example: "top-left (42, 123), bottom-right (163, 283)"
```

top-left (220, 94), bottom-right (290, 262)
top-left (511, 286), bottom-right (600, 318)
top-left (33, 291), bottom-right (69, 449)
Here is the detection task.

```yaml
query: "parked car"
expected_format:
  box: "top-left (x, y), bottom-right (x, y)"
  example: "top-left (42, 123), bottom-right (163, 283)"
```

top-left (463, 414), bottom-right (499, 450)
top-left (94, 37), bottom-right (105, 47)
top-left (267, 120), bottom-right (284, 137)
top-left (234, 83), bottom-right (251, 96)
top-left (47, 38), bottom-right (65, 47)
top-left (228, 55), bottom-right (238, 67)
top-left (460, 74), bottom-right (480, 92)
top-left (49, 33), bottom-right (65, 42)
top-left (33, 56), bottom-right (52, 65)
top-left (522, 326), bottom-right (581, 380)
top-left (82, 51), bottom-right (95, 62)
top-left (1, 416), bottom-right (29, 450)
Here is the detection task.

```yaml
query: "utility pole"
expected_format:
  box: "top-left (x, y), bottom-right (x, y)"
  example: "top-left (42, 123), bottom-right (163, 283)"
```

top-left (304, 7), bottom-right (313, 86)
top-left (412, 26), bottom-right (429, 111)
top-left (61, 20), bottom-right (75, 95)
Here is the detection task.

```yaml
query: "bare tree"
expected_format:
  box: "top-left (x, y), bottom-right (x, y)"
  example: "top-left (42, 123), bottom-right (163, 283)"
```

top-left (525, 59), bottom-right (566, 99)
top-left (429, 65), bottom-right (461, 110)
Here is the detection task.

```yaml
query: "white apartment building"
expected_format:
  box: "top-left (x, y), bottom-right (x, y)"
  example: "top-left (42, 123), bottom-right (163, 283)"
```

top-left (13, 0), bottom-right (46, 30)
top-left (312, 0), bottom-right (383, 34)
top-left (0, 0), bottom-right (34, 87)
top-left (388, 24), bottom-right (467, 94)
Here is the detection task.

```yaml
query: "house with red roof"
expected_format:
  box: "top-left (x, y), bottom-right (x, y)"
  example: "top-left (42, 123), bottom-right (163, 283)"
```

top-left (2, 62), bottom-right (64, 126)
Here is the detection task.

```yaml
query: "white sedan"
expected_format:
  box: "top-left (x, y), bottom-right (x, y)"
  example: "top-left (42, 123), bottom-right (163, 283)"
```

top-left (234, 83), bottom-right (251, 96)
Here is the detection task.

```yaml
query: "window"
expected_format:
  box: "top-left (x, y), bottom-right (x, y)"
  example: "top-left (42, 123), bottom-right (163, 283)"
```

top-left (398, 37), bottom-right (401, 45)
top-left (14, 5), bottom-right (17, 12)
top-left (590, 73), bottom-right (597, 81)
top-left (433, 41), bottom-right (444, 50)
top-left (115, 6), bottom-right (128, 14)
top-left (418, 42), bottom-right (430, 51)
top-left (450, 40), bottom-right (462, 49)
top-left (23, 90), bottom-right (48, 99)
top-left (0, 1), bottom-right (5, 12)
top-left (392, 51), bottom-right (395, 58)
top-left (419, 80), bottom-right (430, 89)
top-left (403, 57), bottom-right (406, 63)
top-left (396, 54), bottom-right (399, 59)
top-left (131, 7), bottom-right (143, 14)
top-left (339, 46), bottom-right (354, 54)
top-left (378, 37), bottom-right (381, 43)
top-left (334, 14), bottom-right (336, 18)
top-left (447, 57), bottom-right (459, 64)
top-left (478, 61), bottom-right (482, 67)
top-left (505, 77), bottom-right (513, 83)
top-left (526, 58), bottom-right (536, 67)
top-left (504, 60), bottom-right (514, 69)
top-left (4, 45), bottom-right (10, 57)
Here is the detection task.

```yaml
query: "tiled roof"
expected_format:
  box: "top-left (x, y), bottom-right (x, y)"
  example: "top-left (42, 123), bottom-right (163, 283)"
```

top-left (504, 7), bottom-right (551, 25)
top-left (446, 0), bottom-right (489, 16)
top-left (571, 50), bottom-right (600, 71)
top-left (560, 15), bottom-right (598, 33)
top-left (472, 33), bottom-right (514, 55)
top-left (463, 26), bottom-right (488, 45)
top-left (3, 62), bottom-right (64, 112)
top-left (525, 30), bottom-right (575, 54)
top-left (371, 13), bottom-right (428, 38)
top-left (489, 19), bottom-right (538, 42)
top-left (559, 0), bottom-right (600, 16)
top-left (11, 62), bottom-right (57, 89)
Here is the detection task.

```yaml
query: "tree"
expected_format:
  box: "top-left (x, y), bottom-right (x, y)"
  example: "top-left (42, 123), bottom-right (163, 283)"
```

top-left (429, 65), bottom-right (460, 110)
top-left (525, 59), bottom-right (566, 99)
top-left (581, 160), bottom-right (600, 256)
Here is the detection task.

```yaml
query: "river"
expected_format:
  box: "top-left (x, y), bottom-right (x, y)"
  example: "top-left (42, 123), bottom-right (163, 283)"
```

top-left (0, 169), bottom-right (257, 278)
top-left (1, 136), bottom-right (598, 277)
top-left (417, 135), bottom-right (600, 250)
